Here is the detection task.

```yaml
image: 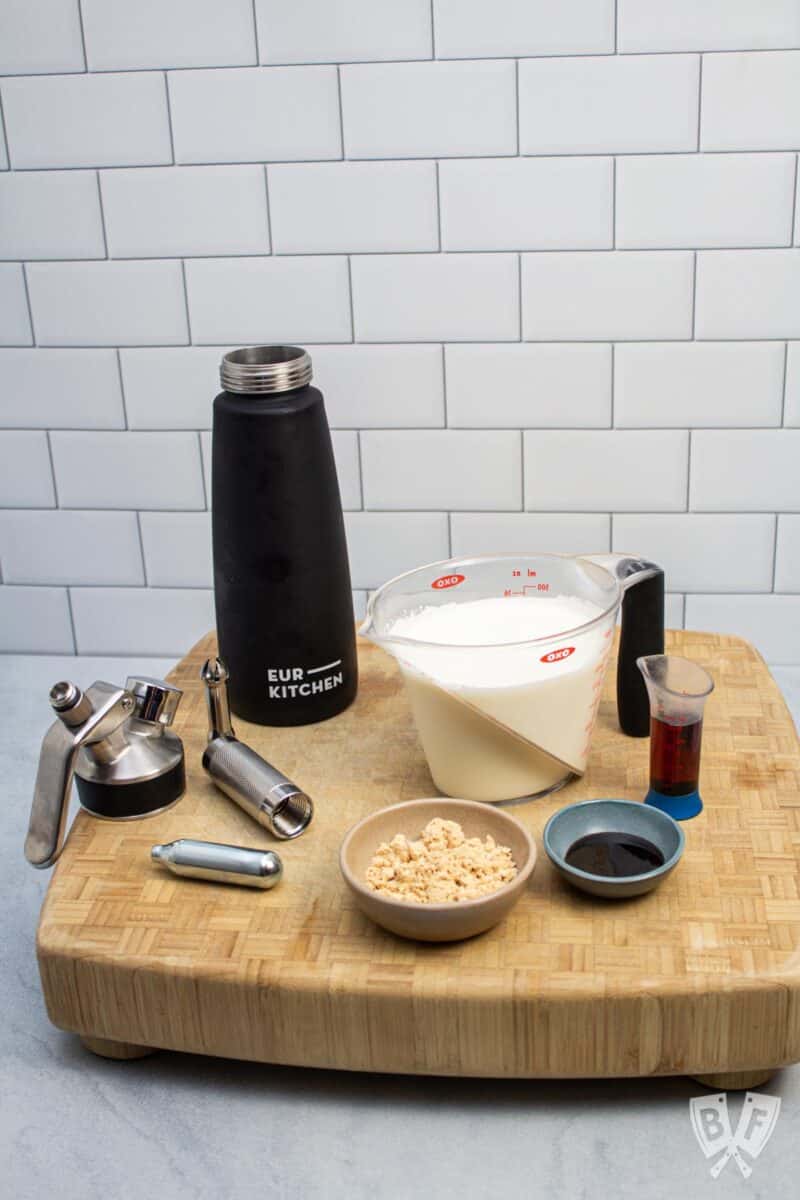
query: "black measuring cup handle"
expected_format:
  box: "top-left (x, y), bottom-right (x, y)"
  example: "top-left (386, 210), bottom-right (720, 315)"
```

top-left (614, 558), bottom-right (665, 737)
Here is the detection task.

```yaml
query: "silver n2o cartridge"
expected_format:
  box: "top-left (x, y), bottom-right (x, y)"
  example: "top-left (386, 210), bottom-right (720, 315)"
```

top-left (152, 839), bottom-right (282, 889)
top-left (200, 657), bottom-right (313, 839)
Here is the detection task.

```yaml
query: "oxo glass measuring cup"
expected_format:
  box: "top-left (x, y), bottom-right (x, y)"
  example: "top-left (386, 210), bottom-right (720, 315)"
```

top-left (361, 553), bottom-right (664, 803)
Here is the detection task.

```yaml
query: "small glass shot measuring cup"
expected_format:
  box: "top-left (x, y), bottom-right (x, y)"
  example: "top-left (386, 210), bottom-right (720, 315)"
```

top-left (637, 655), bottom-right (714, 820)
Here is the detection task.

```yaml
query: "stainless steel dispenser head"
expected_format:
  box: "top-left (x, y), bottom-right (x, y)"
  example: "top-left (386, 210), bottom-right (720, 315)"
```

top-left (152, 838), bottom-right (283, 889)
top-left (200, 657), bottom-right (313, 839)
top-left (26, 676), bottom-right (185, 869)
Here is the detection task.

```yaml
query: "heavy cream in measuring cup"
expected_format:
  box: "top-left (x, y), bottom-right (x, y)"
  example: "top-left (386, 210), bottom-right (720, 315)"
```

top-left (389, 595), bottom-right (612, 802)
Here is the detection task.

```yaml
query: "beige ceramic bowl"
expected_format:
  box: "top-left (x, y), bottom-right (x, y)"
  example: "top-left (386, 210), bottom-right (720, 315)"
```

top-left (339, 798), bottom-right (536, 942)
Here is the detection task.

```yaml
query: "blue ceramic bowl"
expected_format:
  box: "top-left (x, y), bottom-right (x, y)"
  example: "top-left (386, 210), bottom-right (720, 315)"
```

top-left (543, 798), bottom-right (685, 899)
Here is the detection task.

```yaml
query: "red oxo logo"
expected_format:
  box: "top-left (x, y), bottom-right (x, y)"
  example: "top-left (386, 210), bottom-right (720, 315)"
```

top-left (540, 646), bottom-right (575, 664)
top-left (431, 573), bottom-right (465, 590)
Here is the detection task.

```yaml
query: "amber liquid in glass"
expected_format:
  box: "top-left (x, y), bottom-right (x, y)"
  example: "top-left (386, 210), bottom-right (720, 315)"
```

top-left (650, 715), bottom-right (703, 796)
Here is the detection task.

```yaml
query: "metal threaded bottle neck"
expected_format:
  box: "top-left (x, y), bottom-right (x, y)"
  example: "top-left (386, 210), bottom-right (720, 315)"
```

top-left (220, 346), bottom-right (313, 395)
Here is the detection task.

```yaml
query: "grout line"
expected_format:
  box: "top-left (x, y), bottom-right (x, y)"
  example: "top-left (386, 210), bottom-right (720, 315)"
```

top-left (336, 65), bottom-right (345, 159)
top-left (609, 342), bottom-right (615, 427)
top-left (115, 348), bottom-right (129, 429)
top-left (10, 149), bottom-right (800, 172)
top-left (771, 511), bottom-right (779, 591)
top-left (180, 259), bottom-right (193, 344)
top-left (611, 157), bottom-right (616, 248)
top-left (792, 153), bottom-right (799, 245)
top-left (20, 263), bottom-right (36, 344)
top-left (440, 343), bottom-right (448, 426)
top-left (685, 430), bottom-right (692, 511)
top-left (198, 430), bottom-right (208, 508)
top-left (163, 72), bottom-right (176, 164)
top-left (781, 341), bottom-right (789, 426)
top-left (76, 0), bottom-right (88, 72)
top-left (514, 59), bottom-right (520, 154)
top-left (517, 253), bottom-right (523, 340)
top-left (65, 586), bottom-right (78, 653)
top-left (95, 171), bottom-right (109, 257)
top-left (263, 165), bottom-right (273, 252)
top-left (690, 250), bottom-right (698, 338)
top-left (446, 511), bottom-right (452, 555)
top-left (608, 511), bottom-right (614, 553)
top-left (355, 430), bottom-right (364, 508)
top-left (45, 431), bottom-right (60, 506)
top-left (696, 55), bottom-right (703, 151)
top-left (346, 255), bottom-right (355, 341)
top-left (613, 0), bottom-right (618, 53)
top-left (249, 0), bottom-right (260, 63)
top-left (0, 91), bottom-right (10, 166)
top-left (518, 429), bottom-right (524, 511)
top-left (2, 338), bottom-right (798, 352)
top-left (434, 160), bottom-right (442, 250)
top-left (430, 0), bottom-right (436, 58)
top-left (136, 511), bottom-right (148, 584)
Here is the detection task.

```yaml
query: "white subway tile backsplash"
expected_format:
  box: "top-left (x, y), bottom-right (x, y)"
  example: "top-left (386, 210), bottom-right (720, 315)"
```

top-left (0, 510), bottom-right (143, 585)
top-left (0, 0), bottom-right (84, 75)
top-left (618, 1), bottom-right (800, 53)
top-left (1, 73), bottom-right (172, 170)
top-left (616, 154), bottom-right (795, 250)
top-left (0, 171), bottom-right (104, 261)
top-left (440, 157), bottom-right (612, 252)
top-left (522, 252), bottom-right (693, 341)
top-left (81, 0), bottom-right (256, 71)
top-left (614, 343), bottom-right (785, 428)
top-left (351, 254), bottom-right (518, 342)
top-left (685, 594), bottom-right (800, 664)
top-left (200, 431), bottom-right (211, 500)
top-left (344, 512), bottom-right (448, 588)
top-left (169, 67), bottom-right (341, 165)
top-left (0, 350), bottom-right (125, 429)
top-left (312, 344), bottom-right (444, 428)
top-left (71, 586), bottom-right (215, 655)
top-left (450, 512), bottom-right (610, 556)
top-left (785, 343), bottom-right (800, 427)
top-left (702, 51), bottom-right (800, 152)
top-left (434, 0), bottom-right (614, 58)
top-left (0, 432), bottom-right (55, 507)
top-left (331, 431), bottom-right (362, 510)
top-left (0, 585), bottom-right (73, 652)
top-left (613, 513), bottom-right (775, 592)
top-left (352, 590), bottom-right (367, 622)
top-left (695, 250), bottom-right (800, 340)
top-left (519, 55), bottom-right (698, 155)
top-left (524, 430), bottom-right (688, 511)
top-left (139, 511), bottom-right (212, 587)
top-left (0, 264), bottom-right (33, 345)
top-left (776, 515), bottom-right (800, 592)
top-left (256, 0), bottom-right (432, 64)
top-left (341, 61), bottom-right (516, 159)
top-left (361, 430), bottom-right (521, 510)
top-left (120, 348), bottom-right (221, 430)
top-left (268, 162), bottom-right (437, 254)
top-left (27, 261), bottom-right (189, 346)
top-left (445, 344), bottom-right (611, 428)
top-left (690, 430), bottom-right (800, 511)
top-left (101, 167), bottom-right (269, 258)
top-left (185, 257), bottom-right (351, 344)
top-left (0, 116), bottom-right (7, 171)
top-left (50, 432), bottom-right (205, 510)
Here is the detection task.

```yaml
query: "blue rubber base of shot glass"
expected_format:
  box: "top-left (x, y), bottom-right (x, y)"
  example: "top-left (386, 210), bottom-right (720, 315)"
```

top-left (644, 789), bottom-right (703, 821)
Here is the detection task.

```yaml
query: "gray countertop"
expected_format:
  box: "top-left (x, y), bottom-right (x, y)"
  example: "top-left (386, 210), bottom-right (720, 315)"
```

top-left (4, 655), bottom-right (800, 1200)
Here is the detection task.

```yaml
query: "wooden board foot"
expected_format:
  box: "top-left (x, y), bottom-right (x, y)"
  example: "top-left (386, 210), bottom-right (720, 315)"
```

top-left (80, 1036), bottom-right (156, 1060)
top-left (691, 1069), bottom-right (773, 1091)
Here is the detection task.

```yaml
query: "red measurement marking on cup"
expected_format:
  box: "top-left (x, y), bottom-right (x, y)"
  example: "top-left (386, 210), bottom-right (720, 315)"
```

top-left (431, 573), bottom-right (465, 590)
top-left (540, 646), bottom-right (575, 664)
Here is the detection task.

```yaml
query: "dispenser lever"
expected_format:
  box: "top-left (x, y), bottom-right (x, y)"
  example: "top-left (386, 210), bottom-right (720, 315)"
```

top-left (25, 682), bottom-right (134, 869)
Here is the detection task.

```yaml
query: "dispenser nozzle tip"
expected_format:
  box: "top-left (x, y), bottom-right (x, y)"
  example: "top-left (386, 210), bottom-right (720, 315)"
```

top-left (201, 657), bottom-right (229, 685)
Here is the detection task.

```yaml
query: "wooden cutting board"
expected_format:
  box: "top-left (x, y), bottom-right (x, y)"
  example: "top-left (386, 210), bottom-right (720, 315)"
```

top-left (36, 630), bottom-right (800, 1087)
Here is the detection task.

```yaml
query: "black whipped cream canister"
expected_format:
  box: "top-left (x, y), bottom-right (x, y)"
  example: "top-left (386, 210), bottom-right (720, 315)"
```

top-left (212, 346), bottom-right (358, 725)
